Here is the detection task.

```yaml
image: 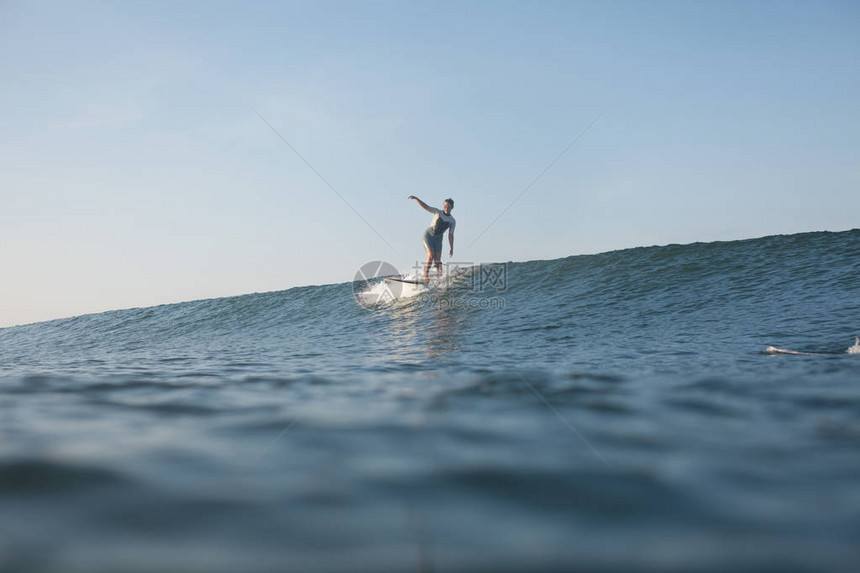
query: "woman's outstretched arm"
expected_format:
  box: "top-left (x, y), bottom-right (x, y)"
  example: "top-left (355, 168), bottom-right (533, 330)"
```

top-left (407, 195), bottom-right (435, 213)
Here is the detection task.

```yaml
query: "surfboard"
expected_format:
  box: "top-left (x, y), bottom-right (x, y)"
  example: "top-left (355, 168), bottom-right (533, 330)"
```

top-left (384, 277), bottom-right (429, 285)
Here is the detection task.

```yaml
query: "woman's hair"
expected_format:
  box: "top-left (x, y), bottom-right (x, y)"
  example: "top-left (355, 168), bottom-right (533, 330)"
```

top-left (444, 198), bottom-right (454, 207)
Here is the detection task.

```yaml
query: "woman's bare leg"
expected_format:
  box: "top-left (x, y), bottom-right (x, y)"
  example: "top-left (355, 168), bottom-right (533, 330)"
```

top-left (424, 248), bottom-right (434, 281)
top-left (434, 251), bottom-right (443, 276)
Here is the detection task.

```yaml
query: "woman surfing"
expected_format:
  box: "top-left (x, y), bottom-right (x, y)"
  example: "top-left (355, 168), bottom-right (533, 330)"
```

top-left (407, 196), bottom-right (455, 282)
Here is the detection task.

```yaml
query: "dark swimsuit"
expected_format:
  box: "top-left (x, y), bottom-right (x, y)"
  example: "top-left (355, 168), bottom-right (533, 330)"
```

top-left (423, 212), bottom-right (454, 254)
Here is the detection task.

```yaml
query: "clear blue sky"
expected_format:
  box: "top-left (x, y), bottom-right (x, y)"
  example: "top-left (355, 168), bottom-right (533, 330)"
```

top-left (2, 0), bottom-right (858, 327)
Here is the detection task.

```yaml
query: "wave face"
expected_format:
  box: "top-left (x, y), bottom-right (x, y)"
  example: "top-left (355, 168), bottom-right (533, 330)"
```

top-left (1, 229), bottom-right (859, 572)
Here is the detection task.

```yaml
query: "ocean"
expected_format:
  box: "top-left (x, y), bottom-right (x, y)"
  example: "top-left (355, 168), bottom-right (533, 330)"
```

top-left (1, 229), bottom-right (858, 572)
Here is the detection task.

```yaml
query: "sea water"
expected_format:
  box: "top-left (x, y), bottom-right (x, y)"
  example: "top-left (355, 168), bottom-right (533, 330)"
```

top-left (1, 229), bottom-right (859, 572)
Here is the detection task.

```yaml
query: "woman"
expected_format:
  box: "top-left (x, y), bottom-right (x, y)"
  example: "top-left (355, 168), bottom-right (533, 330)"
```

top-left (407, 196), bottom-right (455, 282)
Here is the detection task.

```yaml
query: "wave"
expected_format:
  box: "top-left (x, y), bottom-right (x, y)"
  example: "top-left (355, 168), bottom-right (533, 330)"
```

top-left (1, 229), bottom-right (857, 360)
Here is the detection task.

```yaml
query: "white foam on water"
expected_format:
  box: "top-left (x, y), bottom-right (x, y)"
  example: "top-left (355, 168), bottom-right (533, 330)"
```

top-left (355, 274), bottom-right (430, 307)
top-left (356, 280), bottom-right (411, 307)
top-left (765, 338), bottom-right (860, 356)
top-left (356, 264), bottom-right (473, 307)
top-left (764, 346), bottom-right (815, 356)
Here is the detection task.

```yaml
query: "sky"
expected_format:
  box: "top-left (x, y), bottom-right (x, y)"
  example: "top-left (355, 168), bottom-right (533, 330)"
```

top-left (1, 0), bottom-right (858, 327)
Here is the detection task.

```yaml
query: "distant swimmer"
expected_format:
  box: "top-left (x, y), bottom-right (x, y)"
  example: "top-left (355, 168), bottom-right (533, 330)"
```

top-left (407, 196), bottom-right (455, 282)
